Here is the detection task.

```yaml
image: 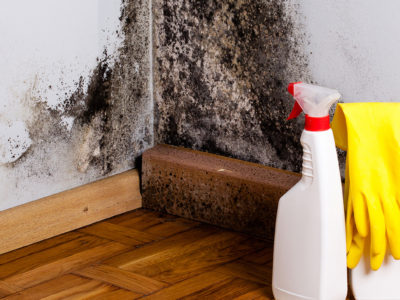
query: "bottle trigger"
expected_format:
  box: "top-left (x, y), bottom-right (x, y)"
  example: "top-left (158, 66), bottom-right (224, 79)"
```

top-left (287, 101), bottom-right (303, 120)
top-left (287, 81), bottom-right (303, 120)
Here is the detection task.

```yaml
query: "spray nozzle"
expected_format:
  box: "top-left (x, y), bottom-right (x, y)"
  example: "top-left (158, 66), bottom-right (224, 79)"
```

top-left (287, 82), bottom-right (341, 119)
top-left (287, 82), bottom-right (303, 120)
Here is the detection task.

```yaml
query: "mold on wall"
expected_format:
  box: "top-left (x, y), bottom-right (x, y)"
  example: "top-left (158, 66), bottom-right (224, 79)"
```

top-left (0, 0), bottom-right (152, 210)
top-left (153, 0), bottom-right (311, 172)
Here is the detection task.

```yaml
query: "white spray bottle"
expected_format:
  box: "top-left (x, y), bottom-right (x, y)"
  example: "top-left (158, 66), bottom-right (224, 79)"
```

top-left (272, 82), bottom-right (347, 300)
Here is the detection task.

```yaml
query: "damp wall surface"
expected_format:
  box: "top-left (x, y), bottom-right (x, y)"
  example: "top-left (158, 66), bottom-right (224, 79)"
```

top-left (0, 0), bottom-right (152, 210)
top-left (153, 0), bottom-right (400, 174)
top-left (153, 0), bottom-right (309, 173)
top-left (3, 0), bottom-right (400, 211)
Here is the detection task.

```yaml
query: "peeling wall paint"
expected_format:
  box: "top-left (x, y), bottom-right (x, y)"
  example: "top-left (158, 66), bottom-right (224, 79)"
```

top-left (0, 0), bottom-right (151, 210)
top-left (153, 0), bottom-right (310, 172)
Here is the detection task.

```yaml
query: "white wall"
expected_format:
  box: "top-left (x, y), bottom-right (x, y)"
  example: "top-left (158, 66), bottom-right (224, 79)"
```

top-left (0, 0), bottom-right (123, 210)
top-left (294, 0), bottom-right (400, 102)
top-left (3, 0), bottom-right (397, 210)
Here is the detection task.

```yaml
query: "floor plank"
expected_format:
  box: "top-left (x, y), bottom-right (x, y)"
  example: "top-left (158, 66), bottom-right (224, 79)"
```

top-left (3, 274), bottom-right (142, 300)
top-left (0, 232), bottom-right (83, 266)
top-left (182, 277), bottom-right (264, 299)
top-left (0, 208), bottom-right (273, 299)
top-left (0, 235), bottom-right (107, 280)
top-left (144, 217), bottom-right (200, 238)
top-left (142, 271), bottom-right (233, 299)
top-left (234, 286), bottom-right (273, 299)
top-left (3, 274), bottom-right (94, 299)
top-left (86, 288), bottom-right (140, 300)
top-left (0, 281), bottom-right (22, 298)
top-left (79, 222), bottom-right (162, 246)
top-left (242, 247), bottom-right (273, 265)
top-left (129, 235), bottom-right (265, 284)
top-left (74, 264), bottom-right (168, 295)
top-left (214, 259), bottom-right (271, 285)
top-left (3, 242), bottom-right (129, 289)
top-left (106, 209), bottom-right (148, 224)
top-left (103, 225), bottom-right (222, 269)
top-left (36, 279), bottom-right (114, 299)
top-left (109, 210), bottom-right (166, 230)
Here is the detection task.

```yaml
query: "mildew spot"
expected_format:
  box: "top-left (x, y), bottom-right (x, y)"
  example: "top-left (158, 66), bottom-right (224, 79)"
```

top-left (79, 58), bottom-right (112, 125)
top-left (0, 121), bottom-right (31, 164)
top-left (11, 0), bottom-right (152, 177)
top-left (154, 0), bottom-right (310, 171)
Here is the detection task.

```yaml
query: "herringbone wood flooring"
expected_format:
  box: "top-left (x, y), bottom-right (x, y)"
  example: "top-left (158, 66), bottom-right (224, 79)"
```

top-left (0, 209), bottom-right (274, 299)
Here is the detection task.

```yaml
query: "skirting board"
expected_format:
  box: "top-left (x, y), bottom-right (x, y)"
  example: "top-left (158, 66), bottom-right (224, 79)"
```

top-left (0, 169), bottom-right (142, 255)
top-left (142, 144), bottom-right (300, 241)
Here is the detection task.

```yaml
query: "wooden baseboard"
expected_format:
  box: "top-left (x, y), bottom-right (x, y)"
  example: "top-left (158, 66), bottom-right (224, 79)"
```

top-left (142, 144), bottom-right (300, 241)
top-left (0, 169), bottom-right (142, 255)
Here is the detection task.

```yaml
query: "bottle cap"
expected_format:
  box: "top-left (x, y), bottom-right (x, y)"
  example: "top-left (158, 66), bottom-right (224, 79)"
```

top-left (287, 82), bottom-right (340, 131)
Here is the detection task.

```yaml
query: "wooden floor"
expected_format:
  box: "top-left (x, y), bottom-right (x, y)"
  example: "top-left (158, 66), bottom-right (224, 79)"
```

top-left (0, 208), bottom-right (274, 299)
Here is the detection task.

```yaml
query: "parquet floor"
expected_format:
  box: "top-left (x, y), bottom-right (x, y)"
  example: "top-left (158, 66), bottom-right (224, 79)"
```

top-left (0, 209), bottom-right (273, 299)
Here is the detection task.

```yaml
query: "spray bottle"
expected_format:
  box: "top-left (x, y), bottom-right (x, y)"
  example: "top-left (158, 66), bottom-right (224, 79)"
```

top-left (272, 82), bottom-right (347, 300)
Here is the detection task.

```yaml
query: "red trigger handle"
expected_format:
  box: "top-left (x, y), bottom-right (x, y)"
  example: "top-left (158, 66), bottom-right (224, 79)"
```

top-left (287, 82), bottom-right (303, 120)
top-left (287, 101), bottom-right (303, 120)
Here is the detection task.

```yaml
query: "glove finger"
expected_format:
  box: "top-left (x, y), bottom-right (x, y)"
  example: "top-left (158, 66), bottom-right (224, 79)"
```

top-left (370, 238), bottom-right (386, 271)
top-left (353, 192), bottom-right (369, 237)
top-left (396, 194), bottom-right (400, 213)
top-left (366, 194), bottom-right (386, 270)
top-left (382, 196), bottom-right (400, 259)
top-left (346, 197), bottom-right (354, 253)
top-left (344, 156), bottom-right (350, 208)
top-left (347, 229), bottom-right (365, 269)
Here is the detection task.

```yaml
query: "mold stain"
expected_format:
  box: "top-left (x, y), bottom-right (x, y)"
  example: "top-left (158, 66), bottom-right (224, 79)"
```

top-left (154, 0), bottom-right (310, 172)
top-left (11, 0), bottom-right (152, 178)
top-left (80, 58), bottom-right (112, 125)
top-left (0, 121), bottom-right (32, 165)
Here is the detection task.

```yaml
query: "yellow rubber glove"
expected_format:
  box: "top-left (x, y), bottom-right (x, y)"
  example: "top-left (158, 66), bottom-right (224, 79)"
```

top-left (331, 103), bottom-right (400, 270)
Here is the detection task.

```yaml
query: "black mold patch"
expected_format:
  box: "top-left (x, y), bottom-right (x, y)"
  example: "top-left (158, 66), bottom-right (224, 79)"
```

top-left (81, 59), bottom-right (112, 124)
top-left (14, 0), bottom-right (152, 177)
top-left (154, 0), bottom-right (310, 171)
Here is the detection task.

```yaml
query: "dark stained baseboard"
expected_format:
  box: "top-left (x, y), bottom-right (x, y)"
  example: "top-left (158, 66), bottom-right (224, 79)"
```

top-left (142, 144), bottom-right (300, 241)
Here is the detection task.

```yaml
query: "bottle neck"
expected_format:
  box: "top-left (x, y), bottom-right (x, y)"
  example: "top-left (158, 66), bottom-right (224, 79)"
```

top-left (305, 115), bottom-right (330, 131)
